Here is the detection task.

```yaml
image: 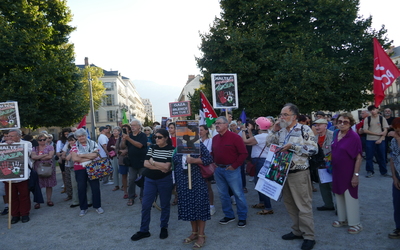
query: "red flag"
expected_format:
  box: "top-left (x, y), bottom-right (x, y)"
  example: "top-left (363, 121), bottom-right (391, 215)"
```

top-left (200, 91), bottom-right (218, 127)
top-left (77, 116), bottom-right (86, 129)
top-left (373, 37), bottom-right (400, 107)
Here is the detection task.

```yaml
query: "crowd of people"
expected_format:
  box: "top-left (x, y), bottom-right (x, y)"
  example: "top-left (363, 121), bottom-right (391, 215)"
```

top-left (1, 103), bottom-right (400, 249)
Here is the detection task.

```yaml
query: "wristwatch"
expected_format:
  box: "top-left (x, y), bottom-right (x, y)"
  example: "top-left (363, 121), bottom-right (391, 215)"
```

top-left (354, 173), bottom-right (359, 176)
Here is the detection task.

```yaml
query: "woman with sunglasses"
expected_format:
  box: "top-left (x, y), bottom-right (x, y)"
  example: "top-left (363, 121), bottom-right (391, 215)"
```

top-left (131, 128), bottom-right (175, 241)
top-left (31, 133), bottom-right (56, 208)
top-left (331, 113), bottom-right (363, 234)
top-left (143, 126), bottom-right (155, 149)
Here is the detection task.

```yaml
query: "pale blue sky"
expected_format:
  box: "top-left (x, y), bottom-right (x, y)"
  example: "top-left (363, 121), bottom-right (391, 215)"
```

top-left (66, 0), bottom-right (399, 121)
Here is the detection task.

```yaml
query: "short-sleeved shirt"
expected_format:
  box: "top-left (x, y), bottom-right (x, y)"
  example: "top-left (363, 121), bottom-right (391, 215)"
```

top-left (251, 132), bottom-right (270, 158)
top-left (125, 132), bottom-right (148, 168)
top-left (143, 144), bottom-right (175, 179)
top-left (97, 134), bottom-right (109, 158)
top-left (363, 116), bottom-right (389, 141)
top-left (70, 145), bottom-right (84, 171)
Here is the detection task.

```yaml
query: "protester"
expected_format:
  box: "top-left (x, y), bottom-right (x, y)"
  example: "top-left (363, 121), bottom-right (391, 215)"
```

top-left (98, 126), bottom-right (112, 185)
top-left (31, 133), bottom-right (56, 208)
top-left (364, 105), bottom-right (389, 178)
top-left (56, 128), bottom-right (71, 196)
top-left (144, 126), bottom-right (154, 149)
top-left (331, 113), bottom-right (363, 234)
top-left (268, 103), bottom-right (317, 250)
top-left (212, 116), bottom-right (248, 228)
top-left (121, 119), bottom-right (147, 206)
top-left (388, 117), bottom-right (400, 239)
top-left (242, 117), bottom-right (273, 215)
top-left (5, 129), bottom-right (32, 223)
top-left (385, 108), bottom-right (395, 162)
top-left (312, 119), bottom-right (335, 211)
top-left (70, 128), bottom-right (104, 216)
top-left (107, 126), bottom-right (121, 191)
top-left (130, 128), bottom-right (175, 241)
top-left (62, 133), bottom-right (77, 204)
top-left (173, 142), bottom-right (213, 248)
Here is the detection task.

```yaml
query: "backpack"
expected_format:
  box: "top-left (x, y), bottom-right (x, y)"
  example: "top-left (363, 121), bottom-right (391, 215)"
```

top-left (367, 116), bottom-right (384, 132)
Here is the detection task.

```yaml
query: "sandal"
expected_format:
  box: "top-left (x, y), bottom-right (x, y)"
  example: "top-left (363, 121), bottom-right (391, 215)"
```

top-left (183, 232), bottom-right (198, 244)
top-left (193, 235), bottom-right (206, 249)
top-left (251, 204), bottom-right (265, 209)
top-left (123, 194), bottom-right (129, 199)
top-left (127, 199), bottom-right (134, 206)
top-left (348, 224), bottom-right (363, 234)
top-left (34, 203), bottom-right (40, 209)
top-left (332, 220), bottom-right (348, 228)
top-left (257, 209), bottom-right (274, 215)
top-left (47, 201), bottom-right (54, 207)
top-left (112, 186), bottom-right (120, 191)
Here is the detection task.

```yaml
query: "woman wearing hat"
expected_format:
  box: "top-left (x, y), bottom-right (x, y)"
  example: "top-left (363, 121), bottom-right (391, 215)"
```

top-left (241, 117), bottom-right (274, 215)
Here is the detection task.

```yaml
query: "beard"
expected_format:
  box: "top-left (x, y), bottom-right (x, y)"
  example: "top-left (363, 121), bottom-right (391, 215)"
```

top-left (280, 117), bottom-right (295, 129)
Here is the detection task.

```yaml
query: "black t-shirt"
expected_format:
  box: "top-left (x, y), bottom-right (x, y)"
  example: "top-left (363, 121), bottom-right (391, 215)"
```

top-left (125, 132), bottom-right (148, 168)
top-left (143, 144), bottom-right (175, 180)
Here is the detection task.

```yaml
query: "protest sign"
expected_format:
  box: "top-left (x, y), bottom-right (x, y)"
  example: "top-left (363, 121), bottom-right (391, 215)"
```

top-left (211, 73), bottom-right (238, 109)
top-left (0, 143), bottom-right (29, 182)
top-left (169, 101), bottom-right (191, 117)
top-left (255, 144), bottom-right (293, 201)
top-left (175, 120), bottom-right (200, 155)
top-left (0, 102), bottom-right (20, 130)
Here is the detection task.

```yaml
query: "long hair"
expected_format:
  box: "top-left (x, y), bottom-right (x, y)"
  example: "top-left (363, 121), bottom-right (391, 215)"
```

top-left (156, 128), bottom-right (172, 146)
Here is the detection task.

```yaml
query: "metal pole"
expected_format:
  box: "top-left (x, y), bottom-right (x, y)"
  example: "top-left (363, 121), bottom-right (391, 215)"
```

top-left (85, 57), bottom-right (97, 140)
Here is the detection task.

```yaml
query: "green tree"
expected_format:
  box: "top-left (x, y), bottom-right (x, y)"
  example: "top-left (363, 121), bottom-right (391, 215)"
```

top-left (80, 66), bottom-right (106, 110)
top-left (197, 0), bottom-right (391, 117)
top-left (0, 0), bottom-right (95, 128)
top-left (143, 115), bottom-right (153, 127)
top-left (187, 85), bottom-right (213, 120)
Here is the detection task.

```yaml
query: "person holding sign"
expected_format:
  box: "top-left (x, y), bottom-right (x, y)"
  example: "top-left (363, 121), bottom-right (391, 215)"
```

top-left (268, 103), bottom-right (318, 250)
top-left (4, 129), bottom-right (32, 224)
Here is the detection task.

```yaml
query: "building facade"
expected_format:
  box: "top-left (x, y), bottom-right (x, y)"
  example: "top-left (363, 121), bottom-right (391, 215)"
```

top-left (142, 98), bottom-right (155, 122)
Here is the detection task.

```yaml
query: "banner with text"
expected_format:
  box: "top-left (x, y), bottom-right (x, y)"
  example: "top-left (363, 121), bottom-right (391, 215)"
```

top-left (0, 143), bottom-right (29, 182)
top-left (0, 102), bottom-right (20, 130)
top-left (169, 101), bottom-right (191, 117)
top-left (211, 73), bottom-right (239, 109)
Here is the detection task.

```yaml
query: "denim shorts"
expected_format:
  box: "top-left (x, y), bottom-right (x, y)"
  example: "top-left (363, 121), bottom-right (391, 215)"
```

top-left (119, 165), bottom-right (129, 175)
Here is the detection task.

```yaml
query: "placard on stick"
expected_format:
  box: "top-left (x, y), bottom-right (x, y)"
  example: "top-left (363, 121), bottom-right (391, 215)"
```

top-left (0, 102), bottom-right (20, 130)
top-left (0, 143), bottom-right (29, 182)
top-left (211, 73), bottom-right (239, 109)
top-left (175, 120), bottom-right (200, 155)
top-left (169, 101), bottom-right (191, 117)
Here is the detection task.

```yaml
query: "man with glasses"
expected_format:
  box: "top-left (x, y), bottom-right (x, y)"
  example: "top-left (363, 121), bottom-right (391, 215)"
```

top-left (269, 103), bottom-right (317, 250)
top-left (211, 116), bottom-right (248, 228)
top-left (121, 119), bottom-right (147, 205)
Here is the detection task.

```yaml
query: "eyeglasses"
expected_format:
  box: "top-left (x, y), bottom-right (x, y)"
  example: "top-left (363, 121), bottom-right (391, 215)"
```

top-left (38, 139), bottom-right (46, 141)
top-left (279, 113), bottom-right (294, 117)
top-left (154, 136), bottom-right (164, 140)
top-left (337, 120), bottom-right (350, 125)
top-left (144, 129), bottom-right (150, 131)
top-left (215, 122), bottom-right (226, 125)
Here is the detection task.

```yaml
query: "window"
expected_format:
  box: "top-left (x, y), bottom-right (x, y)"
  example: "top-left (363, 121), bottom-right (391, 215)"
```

top-left (389, 86), bottom-right (393, 93)
top-left (104, 94), bottom-right (114, 106)
top-left (104, 82), bottom-right (114, 91)
top-left (95, 111), bottom-right (99, 123)
top-left (107, 110), bottom-right (115, 122)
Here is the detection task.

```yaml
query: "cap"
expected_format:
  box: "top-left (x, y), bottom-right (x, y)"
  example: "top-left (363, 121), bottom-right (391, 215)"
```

top-left (99, 126), bottom-right (107, 132)
top-left (313, 119), bottom-right (328, 124)
top-left (255, 117), bottom-right (272, 130)
top-left (316, 111), bottom-right (325, 116)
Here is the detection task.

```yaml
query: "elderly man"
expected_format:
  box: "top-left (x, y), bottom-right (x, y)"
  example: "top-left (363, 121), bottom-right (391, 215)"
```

top-left (313, 119), bottom-right (335, 211)
top-left (121, 119), bottom-right (147, 206)
top-left (269, 103), bottom-right (318, 250)
top-left (212, 116), bottom-right (248, 228)
top-left (4, 129), bottom-right (32, 224)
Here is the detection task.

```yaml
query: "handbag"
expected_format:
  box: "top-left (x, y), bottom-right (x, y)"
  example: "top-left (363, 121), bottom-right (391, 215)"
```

top-left (109, 150), bottom-right (116, 158)
top-left (134, 175), bottom-right (145, 188)
top-left (86, 158), bottom-right (113, 180)
top-left (37, 162), bottom-right (53, 178)
top-left (198, 162), bottom-right (217, 179)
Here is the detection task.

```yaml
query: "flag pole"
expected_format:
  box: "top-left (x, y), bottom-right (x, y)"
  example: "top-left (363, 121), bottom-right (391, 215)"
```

top-left (187, 154), bottom-right (192, 189)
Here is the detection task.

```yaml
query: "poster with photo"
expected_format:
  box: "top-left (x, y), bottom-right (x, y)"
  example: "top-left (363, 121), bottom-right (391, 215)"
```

top-left (211, 73), bottom-right (238, 109)
top-left (175, 120), bottom-right (200, 155)
top-left (0, 102), bottom-right (20, 130)
top-left (255, 144), bottom-right (293, 201)
top-left (0, 143), bottom-right (29, 182)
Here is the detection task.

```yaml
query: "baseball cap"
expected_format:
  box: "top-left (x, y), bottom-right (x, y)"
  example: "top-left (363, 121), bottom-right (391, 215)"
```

top-left (313, 119), bottom-right (328, 124)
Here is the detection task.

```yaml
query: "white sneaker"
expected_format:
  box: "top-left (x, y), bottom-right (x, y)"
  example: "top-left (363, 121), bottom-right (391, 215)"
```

top-left (79, 210), bottom-right (87, 217)
top-left (96, 207), bottom-right (104, 214)
top-left (104, 182), bottom-right (114, 185)
top-left (210, 206), bottom-right (216, 216)
top-left (230, 196), bottom-right (236, 205)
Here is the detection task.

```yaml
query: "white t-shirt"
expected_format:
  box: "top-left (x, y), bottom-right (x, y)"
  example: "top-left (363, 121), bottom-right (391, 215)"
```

top-left (97, 134), bottom-right (109, 158)
top-left (251, 132), bottom-right (270, 158)
top-left (202, 138), bottom-right (212, 153)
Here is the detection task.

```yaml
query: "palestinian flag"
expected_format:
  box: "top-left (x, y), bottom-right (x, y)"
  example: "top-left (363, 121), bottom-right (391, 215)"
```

top-left (199, 91), bottom-right (218, 127)
top-left (122, 109), bottom-right (129, 124)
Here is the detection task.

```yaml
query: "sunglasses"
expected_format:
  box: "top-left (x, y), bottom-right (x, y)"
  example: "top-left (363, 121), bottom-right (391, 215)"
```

top-left (144, 129), bottom-right (150, 131)
top-left (337, 120), bottom-right (350, 125)
top-left (38, 139), bottom-right (47, 141)
top-left (154, 136), bottom-right (164, 140)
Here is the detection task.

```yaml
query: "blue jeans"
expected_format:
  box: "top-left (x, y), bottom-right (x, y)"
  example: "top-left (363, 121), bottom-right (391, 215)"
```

top-left (365, 140), bottom-right (387, 175)
top-left (75, 169), bottom-right (101, 210)
top-left (140, 175), bottom-right (173, 232)
top-left (393, 172), bottom-right (400, 229)
top-left (214, 166), bottom-right (248, 220)
top-left (252, 158), bottom-right (272, 209)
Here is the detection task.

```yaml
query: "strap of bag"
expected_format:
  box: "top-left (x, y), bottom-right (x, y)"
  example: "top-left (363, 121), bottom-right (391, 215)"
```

top-left (258, 142), bottom-right (269, 158)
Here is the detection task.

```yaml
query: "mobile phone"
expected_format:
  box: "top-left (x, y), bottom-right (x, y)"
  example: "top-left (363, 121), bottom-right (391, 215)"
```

top-left (123, 128), bottom-right (127, 134)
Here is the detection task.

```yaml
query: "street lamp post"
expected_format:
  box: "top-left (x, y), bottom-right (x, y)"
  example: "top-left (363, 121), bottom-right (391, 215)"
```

top-left (85, 57), bottom-right (97, 140)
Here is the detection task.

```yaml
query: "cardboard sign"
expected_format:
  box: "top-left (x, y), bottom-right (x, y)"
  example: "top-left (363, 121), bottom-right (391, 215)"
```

top-left (0, 102), bottom-right (20, 130)
top-left (175, 120), bottom-right (200, 155)
top-left (211, 73), bottom-right (239, 109)
top-left (0, 143), bottom-right (29, 181)
top-left (169, 101), bottom-right (191, 117)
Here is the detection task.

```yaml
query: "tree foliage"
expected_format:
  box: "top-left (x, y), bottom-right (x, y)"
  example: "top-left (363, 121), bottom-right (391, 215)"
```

top-left (187, 84), bottom-right (213, 120)
top-left (80, 66), bottom-right (106, 111)
top-left (197, 0), bottom-right (391, 117)
top-left (0, 0), bottom-right (102, 128)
